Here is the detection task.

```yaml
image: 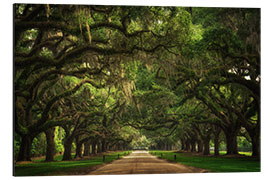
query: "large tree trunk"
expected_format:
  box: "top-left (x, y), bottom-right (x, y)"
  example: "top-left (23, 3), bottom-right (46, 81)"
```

top-left (83, 140), bottom-right (90, 156)
top-left (165, 143), bottom-right (169, 150)
top-left (181, 139), bottom-right (185, 151)
top-left (45, 128), bottom-right (56, 161)
top-left (251, 133), bottom-right (260, 157)
top-left (190, 139), bottom-right (196, 152)
top-left (91, 141), bottom-right (97, 154)
top-left (117, 143), bottom-right (121, 150)
top-left (162, 143), bottom-right (166, 150)
top-left (214, 135), bottom-right (220, 156)
top-left (197, 139), bottom-right (203, 153)
top-left (101, 139), bottom-right (107, 152)
top-left (247, 128), bottom-right (260, 157)
top-left (224, 130), bottom-right (238, 155)
top-left (62, 137), bottom-right (73, 161)
top-left (184, 139), bottom-right (191, 151)
top-left (97, 141), bottom-right (102, 153)
top-left (248, 99), bottom-right (261, 157)
top-left (75, 143), bottom-right (83, 158)
top-left (75, 137), bottom-right (83, 158)
top-left (222, 122), bottom-right (240, 155)
top-left (17, 135), bottom-right (33, 161)
top-left (113, 144), bottom-right (117, 151)
top-left (213, 127), bottom-right (221, 156)
top-left (202, 138), bottom-right (210, 155)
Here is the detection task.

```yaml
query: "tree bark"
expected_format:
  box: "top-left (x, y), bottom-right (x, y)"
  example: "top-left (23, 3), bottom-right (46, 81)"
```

top-left (181, 139), bottom-right (185, 151)
top-left (197, 139), bottom-right (203, 153)
top-left (224, 130), bottom-right (238, 155)
top-left (162, 143), bottom-right (166, 150)
top-left (191, 139), bottom-right (196, 152)
top-left (45, 127), bottom-right (56, 161)
top-left (113, 144), bottom-right (117, 151)
top-left (184, 139), bottom-right (191, 151)
top-left (17, 135), bottom-right (33, 161)
top-left (213, 127), bottom-right (221, 156)
top-left (214, 135), bottom-right (220, 156)
top-left (83, 140), bottom-right (90, 156)
top-left (101, 139), bottom-right (107, 152)
top-left (97, 141), bottom-right (102, 153)
top-left (247, 128), bottom-right (260, 157)
top-left (62, 137), bottom-right (73, 161)
top-left (251, 134), bottom-right (260, 157)
top-left (91, 141), bottom-right (97, 154)
top-left (75, 137), bottom-right (83, 158)
top-left (203, 138), bottom-right (210, 155)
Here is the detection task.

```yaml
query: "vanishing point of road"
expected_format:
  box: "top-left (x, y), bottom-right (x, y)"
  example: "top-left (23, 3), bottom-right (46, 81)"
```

top-left (89, 150), bottom-right (208, 175)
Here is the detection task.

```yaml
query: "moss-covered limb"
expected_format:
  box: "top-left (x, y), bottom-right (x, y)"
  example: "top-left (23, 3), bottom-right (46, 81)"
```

top-left (17, 4), bottom-right (44, 22)
top-left (33, 78), bottom-right (59, 104)
top-left (15, 55), bottom-right (55, 68)
top-left (207, 89), bottom-right (231, 111)
top-left (27, 38), bottom-right (62, 58)
top-left (54, 43), bottom-right (77, 59)
top-left (14, 5), bottom-right (44, 46)
top-left (16, 39), bottom-right (168, 71)
top-left (207, 88), bottom-right (252, 128)
top-left (39, 83), bottom-right (83, 125)
top-left (205, 65), bottom-right (259, 97)
top-left (15, 66), bottom-right (34, 95)
top-left (54, 43), bottom-right (167, 69)
top-left (90, 5), bottom-right (113, 13)
top-left (65, 112), bottom-right (103, 145)
top-left (14, 45), bottom-right (111, 69)
top-left (15, 29), bottom-right (47, 58)
top-left (17, 64), bottom-right (106, 103)
top-left (29, 67), bottom-right (105, 101)
top-left (220, 74), bottom-right (259, 96)
top-left (14, 110), bottom-right (29, 136)
top-left (15, 18), bottom-right (151, 39)
top-left (31, 119), bottom-right (74, 134)
top-left (38, 79), bottom-right (103, 127)
top-left (176, 63), bottom-right (259, 103)
top-left (195, 92), bottom-right (228, 127)
top-left (207, 77), bottom-right (259, 106)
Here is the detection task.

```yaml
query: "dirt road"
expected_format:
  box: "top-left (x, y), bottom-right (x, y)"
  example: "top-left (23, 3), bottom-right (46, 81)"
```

top-left (89, 150), bottom-right (207, 175)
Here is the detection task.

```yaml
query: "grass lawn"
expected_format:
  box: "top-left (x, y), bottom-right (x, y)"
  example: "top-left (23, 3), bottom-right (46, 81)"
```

top-left (209, 150), bottom-right (252, 156)
top-left (14, 151), bottom-right (131, 176)
top-left (149, 150), bottom-right (260, 172)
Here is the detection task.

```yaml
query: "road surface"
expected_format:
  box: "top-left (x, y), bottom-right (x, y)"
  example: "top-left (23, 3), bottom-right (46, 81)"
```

top-left (89, 150), bottom-right (207, 175)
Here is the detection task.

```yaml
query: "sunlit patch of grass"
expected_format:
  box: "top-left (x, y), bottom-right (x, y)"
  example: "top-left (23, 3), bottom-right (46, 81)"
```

top-left (239, 151), bottom-right (252, 156)
top-left (209, 150), bottom-right (252, 156)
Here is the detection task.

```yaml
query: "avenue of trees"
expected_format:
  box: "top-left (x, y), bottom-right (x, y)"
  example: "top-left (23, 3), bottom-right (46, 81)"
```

top-left (14, 4), bottom-right (260, 162)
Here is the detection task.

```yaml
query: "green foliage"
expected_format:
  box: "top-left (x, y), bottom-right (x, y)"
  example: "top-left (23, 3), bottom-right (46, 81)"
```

top-left (14, 133), bottom-right (21, 160)
top-left (39, 47), bottom-right (54, 58)
top-left (54, 126), bottom-right (65, 154)
top-left (31, 133), bottom-right (46, 156)
top-left (237, 136), bottom-right (252, 151)
top-left (14, 4), bottom-right (260, 164)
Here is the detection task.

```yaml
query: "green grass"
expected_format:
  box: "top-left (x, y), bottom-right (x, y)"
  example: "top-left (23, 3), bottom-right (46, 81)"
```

top-left (209, 150), bottom-right (252, 156)
top-left (149, 150), bottom-right (260, 172)
top-left (14, 151), bottom-right (131, 176)
top-left (31, 154), bottom-right (76, 162)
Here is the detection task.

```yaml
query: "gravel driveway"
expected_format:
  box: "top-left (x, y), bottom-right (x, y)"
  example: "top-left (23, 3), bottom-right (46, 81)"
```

top-left (89, 150), bottom-right (207, 175)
